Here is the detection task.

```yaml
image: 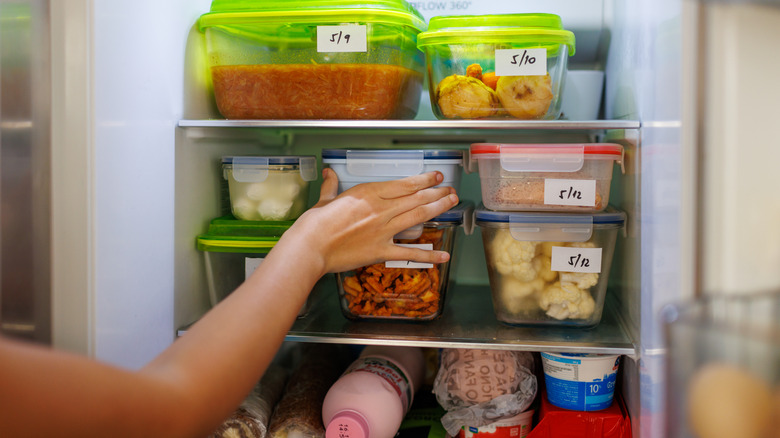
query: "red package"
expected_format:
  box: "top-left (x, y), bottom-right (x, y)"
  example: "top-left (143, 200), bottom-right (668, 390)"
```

top-left (525, 392), bottom-right (631, 438)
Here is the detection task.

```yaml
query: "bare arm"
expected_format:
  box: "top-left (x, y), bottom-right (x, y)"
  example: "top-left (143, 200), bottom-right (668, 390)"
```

top-left (0, 170), bottom-right (458, 438)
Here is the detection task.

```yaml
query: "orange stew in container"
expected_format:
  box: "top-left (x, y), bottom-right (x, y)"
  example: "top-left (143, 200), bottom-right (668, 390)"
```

top-left (211, 64), bottom-right (423, 120)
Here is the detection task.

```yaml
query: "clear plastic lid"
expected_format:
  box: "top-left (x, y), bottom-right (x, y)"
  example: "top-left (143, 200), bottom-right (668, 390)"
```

top-left (417, 13), bottom-right (575, 55)
top-left (322, 149), bottom-right (463, 177)
top-left (475, 205), bottom-right (625, 242)
top-left (222, 155), bottom-right (317, 183)
top-left (199, 0), bottom-right (426, 31)
top-left (469, 143), bottom-right (624, 173)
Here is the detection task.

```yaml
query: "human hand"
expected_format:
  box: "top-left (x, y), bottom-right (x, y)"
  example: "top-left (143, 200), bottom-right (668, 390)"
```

top-left (281, 168), bottom-right (459, 276)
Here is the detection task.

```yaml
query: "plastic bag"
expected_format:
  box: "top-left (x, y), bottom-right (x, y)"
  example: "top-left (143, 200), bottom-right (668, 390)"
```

top-left (432, 348), bottom-right (537, 436)
top-left (209, 364), bottom-right (288, 438)
top-left (267, 344), bottom-right (348, 438)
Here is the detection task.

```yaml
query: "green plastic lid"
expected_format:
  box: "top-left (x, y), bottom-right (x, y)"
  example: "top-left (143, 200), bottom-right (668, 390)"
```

top-left (417, 13), bottom-right (575, 55)
top-left (199, 0), bottom-right (426, 32)
top-left (196, 215), bottom-right (292, 254)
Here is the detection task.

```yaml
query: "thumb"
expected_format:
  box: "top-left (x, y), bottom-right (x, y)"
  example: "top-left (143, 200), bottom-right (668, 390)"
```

top-left (318, 168), bottom-right (339, 202)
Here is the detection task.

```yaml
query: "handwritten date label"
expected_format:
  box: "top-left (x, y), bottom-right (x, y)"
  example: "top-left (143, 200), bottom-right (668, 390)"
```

top-left (550, 246), bottom-right (602, 273)
top-left (386, 244), bottom-right (434, 269)
top-left (544, 179), bottom-right (597, 207)
top-left (495, 48), bottom-right (547, 76)
top-left (245, 257), bottom-right (264, 280)
top-left (317, 25), bottom-right (367, 53)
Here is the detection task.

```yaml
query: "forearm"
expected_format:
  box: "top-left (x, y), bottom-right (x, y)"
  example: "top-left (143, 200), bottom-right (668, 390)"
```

top-left (140, 227), bottom-right (325, 435)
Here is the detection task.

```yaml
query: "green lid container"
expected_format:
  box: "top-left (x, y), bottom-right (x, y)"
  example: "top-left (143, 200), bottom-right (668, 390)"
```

top-left (196, 215), bottom-right (292, 254)
top-left (417, 13), bottom-right (574, 55)
top-left (199, 0), bottom-right (426, 30)
top-left (197, 0), bottom-right (427, 120)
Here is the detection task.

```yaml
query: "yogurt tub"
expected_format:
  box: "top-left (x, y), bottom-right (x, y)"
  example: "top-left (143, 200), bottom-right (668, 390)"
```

top-left (458, 410), bottom-right (535, 438)
top-left (223, 156), bottom-right (316, 221)
top-left (540, 352), bottom-right (621, 411)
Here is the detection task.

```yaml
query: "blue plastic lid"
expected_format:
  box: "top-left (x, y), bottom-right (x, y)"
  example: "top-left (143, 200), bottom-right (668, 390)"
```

top-left (321, 149), bottom-right (463, 161)
top-left (428, 201), bottom-right (472, 224)
top-left (475, 205), bottom-right (625, 226)
top-left (222, 155), bottom-right (315, 166)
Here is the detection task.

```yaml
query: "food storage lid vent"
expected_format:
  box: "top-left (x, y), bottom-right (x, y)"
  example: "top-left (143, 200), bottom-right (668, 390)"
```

top-left (474, 205), bottom-right (625, 242)
top-left (196, 216), bottom-right (292, 253)
top-left (417, 13), bottom-right (575, 55)
top-left (222, 156), bottom-right (317, 183)
top-left (469, 143), bottom-right (623, 173)
top-left (199, 0), bottom-right (426, 32)
top-left (322, 149), bottom-right (463, 177)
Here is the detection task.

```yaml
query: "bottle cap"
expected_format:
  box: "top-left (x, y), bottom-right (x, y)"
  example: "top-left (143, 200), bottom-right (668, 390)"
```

top-left (326, 410), bottom-right (370, 438)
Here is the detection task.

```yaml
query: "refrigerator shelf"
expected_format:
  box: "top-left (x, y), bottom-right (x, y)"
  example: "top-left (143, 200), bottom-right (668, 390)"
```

top-left (178, 119), bottom-right (640, 133)
top-left (285, 280), bottom-right (635, 355)
top-left (175, 278), bottom-right (634, 355)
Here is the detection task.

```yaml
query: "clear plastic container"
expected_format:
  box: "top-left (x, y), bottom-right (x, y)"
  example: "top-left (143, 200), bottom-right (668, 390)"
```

top-left (198, 0), bottom-right (426, 119)
top-left (417, 13), bottom-right (575, 120)
top-left (222, 156), bottom-right (316, 221)
top-left (475, 206), bottom-right (625, 327)
top-left (336, 203), bottom-right (472, 321)
top-left (322, 148), bottom-right (464, 193)
top-left (663, 291), bottom-right (780, 438)
top-left (196, 216), bottom-right (311, 317)
top-left (469, 143), bottom-right (623, 212)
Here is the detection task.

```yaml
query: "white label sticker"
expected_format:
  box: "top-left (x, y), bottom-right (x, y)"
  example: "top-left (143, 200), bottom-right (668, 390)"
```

top-left (544, 179), bottom-right (597, 207)
top-left (317, 25), bottom-right (367, 53)
top-left (245, 257), bottom-right (264, 280)
top-left (385, 244), bottom-right (434, 269)
top-left (495, 48), bottom-right (547, 76)
top-left (550, 246), bottom-right (603, 273)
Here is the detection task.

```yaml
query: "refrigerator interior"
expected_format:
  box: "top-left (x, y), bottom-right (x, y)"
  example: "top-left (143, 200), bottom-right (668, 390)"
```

top-left (52, 0), bottom-right (694, 437)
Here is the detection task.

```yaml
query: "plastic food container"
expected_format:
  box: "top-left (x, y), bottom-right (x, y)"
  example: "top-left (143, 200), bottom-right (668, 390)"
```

top-left (469, 143), bottom-right (624, 212)
top-left (336, 202), bottom-right (472, 321)
top-left (322, 148), bottom-right (464, 193)
top-left (196, 216), bottom-right (310, 317)
top-left (223, 156), bottom-right (316, 221)
top-left (475, 206), bottom-right (625, 327)
top-left (417, 13), bottom-right (575, 120)
top-left (458, 410), bottom-right (535, 438)
top-left (198, 0), bottom-right (426, 119)
top-left (540, 352), bottom-right (621, 411)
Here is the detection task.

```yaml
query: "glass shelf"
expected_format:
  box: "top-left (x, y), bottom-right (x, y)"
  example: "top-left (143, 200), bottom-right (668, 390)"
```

top-left (179, 119), bottom-right (640, 130)
top-left (177, 280), bottom-right (634, 355)
top-left (287, 279), bottom-right (633, 355)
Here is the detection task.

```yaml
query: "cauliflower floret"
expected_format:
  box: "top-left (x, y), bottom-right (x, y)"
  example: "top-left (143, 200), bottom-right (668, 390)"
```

top-left (560, 272), bottom-right (599, 289)
top-left (499, 277), bottom-right (545, 314)
top-left (534, 254), bottom-right (558, 283)
top-left (539, 241), bottom-right (565, 257)
top-left (567, 241), bottom-right (597, 249)
top-left (538, 281), bottom-right (596, 320)
top-left (257, 198), bottom-right (293, 221)
top-left (490, 229), bottom-right (541, 281)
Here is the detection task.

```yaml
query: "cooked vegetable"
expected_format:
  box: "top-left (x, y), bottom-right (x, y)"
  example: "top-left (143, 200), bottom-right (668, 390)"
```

top-left (435, 74), bottom-right (499, 119)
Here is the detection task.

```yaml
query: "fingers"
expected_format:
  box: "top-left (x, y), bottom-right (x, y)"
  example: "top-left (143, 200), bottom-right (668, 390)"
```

top-left (384, 246), bottom-right (451, 265)
top-left (373, 171), bottom-right (445, 200)
top-left (318, 168), bottom-right (339, 203)
top-left (389, 191), bottom-right (459, 232)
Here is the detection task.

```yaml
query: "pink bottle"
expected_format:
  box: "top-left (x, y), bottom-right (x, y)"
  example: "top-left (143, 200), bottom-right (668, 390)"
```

top-left (322, 345), bottom-right (425, 438)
